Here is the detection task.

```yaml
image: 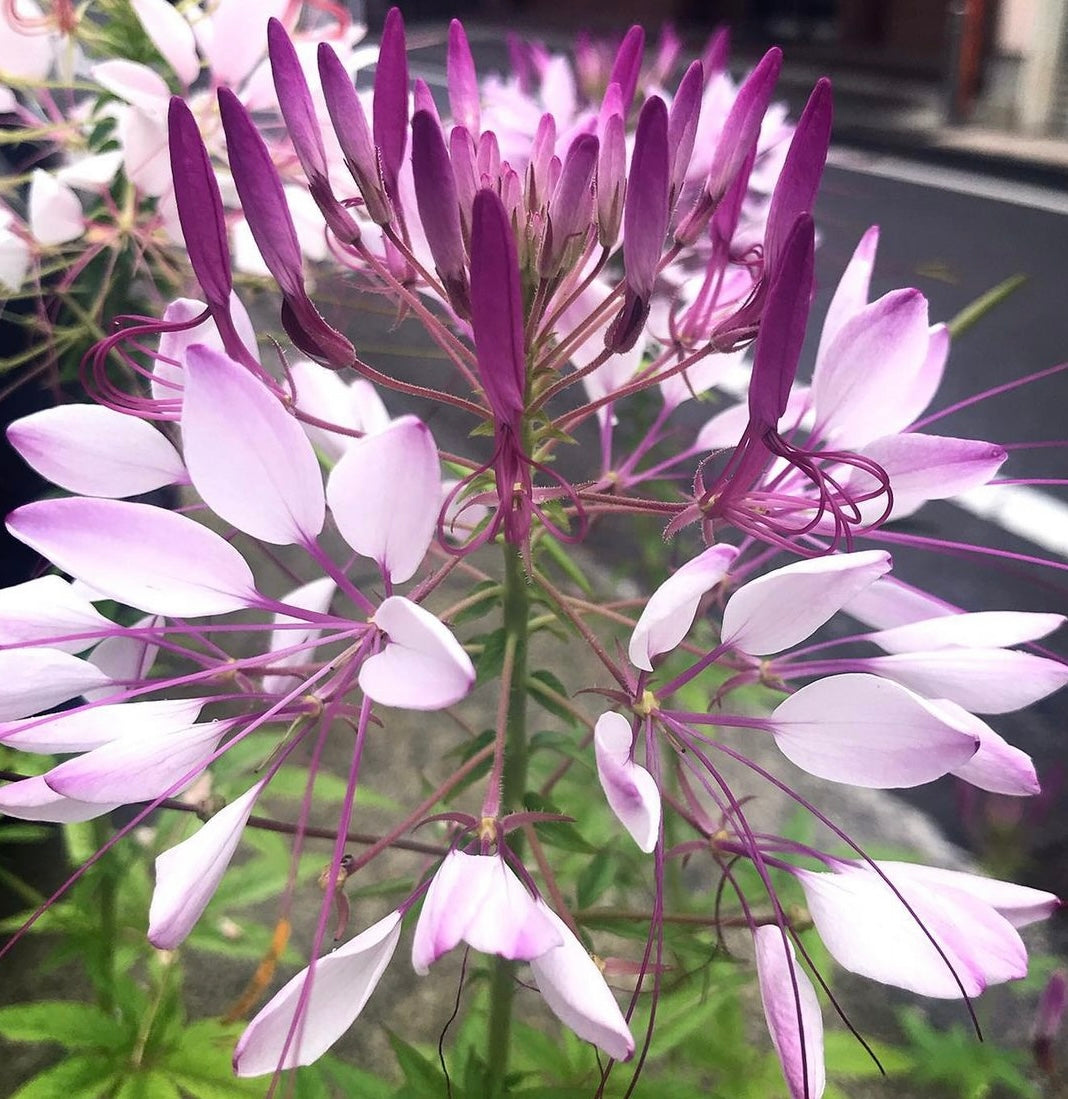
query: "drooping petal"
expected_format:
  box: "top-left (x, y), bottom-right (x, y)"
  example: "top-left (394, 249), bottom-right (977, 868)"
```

top-left (233, 911), bottom-right (402, 1075)
top-left (45, 721), bottom-right (227, 803)
top-left (149, 781), bottom-right (265, 948)
top-left (7, 404), bottom-right (185, 498)
top-left (0, 575), bottom-right (112, 653)
top-left (0, 697), bottom-right (207, 754)
top-left (327, 415), bottom-right (440, 583)
top-left (359, 597), bottom-right (474, 710)
top-left (131, 0), bottom-right (199, 85)
top-left (262, 577), bottom-right (336, 696)
top-left (865, 650), bottom-right (1068, 715)
top-left (411, 851), bottom-right (561, 975)
top-left (629, 544), bottom-right (739, 671)
top-left (182, 343), bottom-right (325, 544)
top-left (753, 926), bottom-right (826, 1099)
top-left (28, 170), bottom-right (82, 246)
top-left (0, 775), bottom-right (119, 823)
top-left (870, 611), bottom-right (1063, 654)
top-left (6, 498), bottom-right (257, 617)
top-left (768, 673), bottom-right (979, 788)
top-left (722, 551), bottom-right (891, 657)
top-left (594, 713), bottom-right (660, 853)
top-left (0, 649), bottom-right (111, 722)
top-left (795, 865), bottom-right (1027, 998)
top-left (530, 902), bottom-right (635, 1061)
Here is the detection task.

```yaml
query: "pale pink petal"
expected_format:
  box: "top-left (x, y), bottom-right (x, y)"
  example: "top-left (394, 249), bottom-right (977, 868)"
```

top-left (327, 415), bottom-right (440, 583)
top-left (896, 322), bottom-right (949, 427)
top-left (722, 551), bottom-right (891, 656)
top-left (149, 781), bottom-right (265, 948)
top-left (359, 597), bottom-right (474, 710)
top-left (696, 385), bottom-right (810, 453)
top-left (0, 0), bottom-right (54, 82)
top-left (130, 0), bottom-right (199, 85)
top-left (0, 220), bottom-right (31, 291)
top-left (0, 775), bottom-right (118, 823)
top-left (0, 575), bottom-right (112, 653)
top-left (233, 911), bottom-right (401, 1076)
top-left (6, 498), bottom-right (257, 617)
top-left (796, 865), bottom-right (1027, 998)
top-left (56, 151), bottom-right (124, 189)
top-left (115, 106), bottom-right (171, 196)
top-left (45, 721), bottom-right (226, 803)
top-left (91, 59), bottom-right (170, 114)
top-left (872, 861), bottom-right (1060, 929)
top-left (659, 346), bottom-right (748, 411)
top-left (290, 361), bottom-right (391, 461)
top-left (182, 344), bottom-right (325, 544)
top-left (844, 576), bottom-right (954, 631)
top-left (199, 0), bottom-right (287, 86)
top-left (628, 544), bottom-right (739, 670)
top-left (866, 650), bottom-right (1068, 714)
top-left (0, 697), bottom-right (206, 754)
top-left (813, 225), bottom-right (878, 378)
top-left (813, 289), bottom-right (931, 448)
top-left (594, 712), bottom-right (660, 852)
top-left (28, 170), bottom-right (83, 246)
top-left (0, 648), bottom-right (111, 721)
top-left (263, 577), bottom-right (336, 695)
top-left (84, 613), bottom-right (162, 702)
top-left (870, 611), bottom-right (1064, 654)
top-left (769, 673), bottom-right (979, 788)
top-left (754, 926), bottom-right (826, 1099)
top-left (8, 404), bottom-right (185, 497)
top-left (530, 902), bottom-right (635, 1061)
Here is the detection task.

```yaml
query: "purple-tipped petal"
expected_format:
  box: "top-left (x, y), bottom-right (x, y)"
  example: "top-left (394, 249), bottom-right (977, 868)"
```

top-left (182, 343), bottom-right (325, 544)
top-left (0, 575), bottom-right (111, 653)
top-left (754, 927), bottom-right (826, 1099)
top-left (594, 713), bottom-right (660, 853)
top-left (813, 225), bottom-right (879, 376)
top-left (722, 551), bottom-right (891, 656)
top-left (45, 721), bottom-right (226, 803)
top-left (769, 673), bottom-right (979, 788)
top-left (7, 498), bottom-right (257, 617)
top-left (0, 649), bottom-right (111, 722)
top-left (149, 781), bottom-right (265, 948)
top-left (447, 20), bottom-right (479, 134)
top-left (411, 851), bottom-right (561, 975)
top-left (530, 902), bottom-right (635, 1061)
top-left (234, 911), bottom-right (402, 1075)
top-left (327, 415), bottom-right (440, 583)
top-left (926, 699), bottom-right (1040, 796)
top-left (470, 190), bottom-right (526, 422)
top-left (8, 405), bottom-right (185, 498)
top-left (629, 544), bottom-right (739, 670)
top-left (0, 775), bottom-right (119, 823)
top-left (607, 25), bottom-right (644, 115)
top-left (373, 7), bottom-right (409, 201)
top-left (359, 597), bottom-right (474, 710)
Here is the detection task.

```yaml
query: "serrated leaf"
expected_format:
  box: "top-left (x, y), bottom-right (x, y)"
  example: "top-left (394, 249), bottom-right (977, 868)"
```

top-left (0, 1001), bottom-right (126, 1050)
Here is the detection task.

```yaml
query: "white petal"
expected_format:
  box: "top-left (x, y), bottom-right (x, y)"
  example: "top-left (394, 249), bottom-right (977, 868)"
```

top-left (131, 0), bottom-right (200, 85)
top-left (594, 713), bottom-right (660, 852)
top-left (0, 775), bottom-right (118, 823)
top-left (262, 577), bottom-right (336, 695)
top-left (0, 648), bottom-right (111, 721)
top-left (870, 611), bottom-right (1064, 654)
top-left (0, 575), bottom-right (112, 653)
top-left (28, 170), bottom-right (83, 246)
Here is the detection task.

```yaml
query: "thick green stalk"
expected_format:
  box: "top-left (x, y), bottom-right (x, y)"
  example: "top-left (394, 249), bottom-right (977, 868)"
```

top-left (485, 541), bottom-right (531, 1095)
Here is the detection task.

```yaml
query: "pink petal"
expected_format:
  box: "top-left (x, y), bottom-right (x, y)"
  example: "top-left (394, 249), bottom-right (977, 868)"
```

top-left (796, 865), bottom-right (1027, 998)
top-left (130, 0), bottom-right (200, 85)
top-left (0, 648), bottom-right (111, 721)
top-left (84, 613), bottom-right (162, 702)
top-left (28, 170), bottom-right (82, 246)
top-left (45, 721), bottom-right (226, 803)
top-left (290, 360), bottom-right (390, 460)
top-left (234, 911), bottom-right (401, 1075)
top-left (91, 59), bottom-right (170, 114)
top-left (149, 781), bottom-right (264, 948)
top-left (0, 775), bottom-right (119, 823)
top-left (411, 851), bottom-right (561, 975)
top-left (0, 575), bottom-right (112, 653)
top-left (812, 289), bottom-right (931, 448)
top-left (843, 576), bottom-right (954, 631)
top-left (594, 713), bottom-right (660, 852)
top-left (0, 697), bottom-right (206, 754)
top-left (870, 611), bottom-right (1064, 654)
top-left (754, 926), bottom-right (826, 1099)
top-left (8, 404), bottom-right (185, 497)
top-left (115, 106), bottom-right (171, 196)
top-left (262, 577), bottom-right (336, 695)
top-left (182, 344), bottom-right (325, 544)
top-left (359, 597), bottom-right (474, 710)
top-left (198, 0), bottom-right (287, 86)
top-left (813, 225), bottom-right (878, 378)
top-left (769, 673), bottom-right (979, 788)
top-left (0, 219), bottom-right (31, 291)
top-left (866, 650), bottom-right (1068, 715)
top-left (530, 902), bottom-right (635, 1061)
top-left (327, 415), bottom-right (440, 583)
top-left (0, 0), bottom-right (54, 82)
top-left (722, 551), bottom-right (891, 656)
top-left (629, 544), bottom-right (739, 670)
top-left (7, 498), bottom-right (257, 617)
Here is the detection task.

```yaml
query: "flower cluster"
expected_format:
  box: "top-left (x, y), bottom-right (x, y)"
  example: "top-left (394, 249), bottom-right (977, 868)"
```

top-left (1, 10), bottom-right (1064, 1098)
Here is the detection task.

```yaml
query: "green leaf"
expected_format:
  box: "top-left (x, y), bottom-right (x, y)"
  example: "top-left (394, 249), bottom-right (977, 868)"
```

top-left (387, 1032), bottom-right (445, 1092)
top-left (521, 793), bottom-right (594, 853)
top-left (113, 1074), bottom-right (182, 1099)
top-left (948, 273), bottom-right (1027, 338)
top-left (527, 670), bottom-right (576, 724)
top-left (822, 1030), bottom-right (913, 1078)
top-left (538, 537), bottom-right (594, 595)
top-left (575, 849), bottom-right (619, 909)
top-left (0, 1001), bottom-right (125, 1050)
top-left (473, 628), bottom-right (508, 684)
top-left (8, 1056), bottom-right (118, 1099)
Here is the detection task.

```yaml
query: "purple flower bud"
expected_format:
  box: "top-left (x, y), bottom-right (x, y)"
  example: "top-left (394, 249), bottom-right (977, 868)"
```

top-left (701, 25), bottom-right (730, 77)
top-left (411, 110), bottom-right (469, 317)
top-left (447, 19), bottom-right (480, 136)
top-left (477, 129), bottom-right (500, 184)
top-left (318, 42), bottom-right (391, 226)
top-left (1034, 969), bottom-right (1067, 1073)
top-left (526, 113), bottom-right (556, 210)
top-left (539, 132), bottom-right (597, 278)
top-left (607, 25), bottom-right (645, 116)
top-left (372, 6), bottom-right (409, 203)
top-left (597, 110), bottom-right (626, 248)
top-left (413, 78), bottom-right (440, 125)
top-left (449, 125), bottom-right (478, 242)
top-left (667, 59), bottom-right (703, 206)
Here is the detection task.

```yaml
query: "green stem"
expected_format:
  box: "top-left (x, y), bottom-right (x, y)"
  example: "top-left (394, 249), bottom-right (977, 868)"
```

top-left (486, 541), bottom-right (531, 1096)
top-left (91, 818), bottom-right (117, 1016)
